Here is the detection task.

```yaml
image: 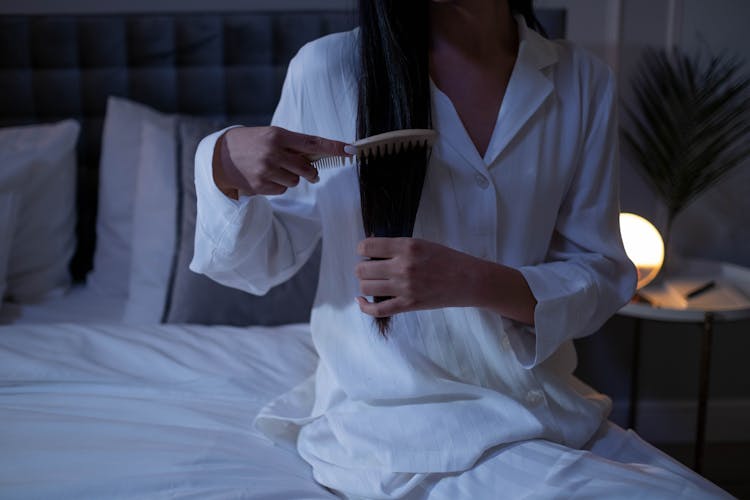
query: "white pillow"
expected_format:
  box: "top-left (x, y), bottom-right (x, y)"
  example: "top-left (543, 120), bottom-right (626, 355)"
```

top-left (0, 193), bottom-right (20, 301)
top-left (122, 118), bottom-right (178, 323)
top-left (88, 97), bottom-right (174, 298)
top-left (0, 120), bottom-right (79, 303)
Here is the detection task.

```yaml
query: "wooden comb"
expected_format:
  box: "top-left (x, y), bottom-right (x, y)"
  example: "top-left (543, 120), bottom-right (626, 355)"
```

top-left (309, 129), bottom-right (437, 169)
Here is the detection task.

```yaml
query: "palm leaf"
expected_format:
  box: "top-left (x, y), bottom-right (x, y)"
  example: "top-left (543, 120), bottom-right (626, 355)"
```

top-left (621, 48), bottom-right (750, 224)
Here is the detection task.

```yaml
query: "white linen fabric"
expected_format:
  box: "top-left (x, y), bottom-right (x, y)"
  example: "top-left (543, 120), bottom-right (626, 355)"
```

top-left (0, 120), bottom-right (79, 303)
top-left (0, 322), bottom-right (729, 499)
top-left (123, 117), bottom-right (178, 323)
top-left (396, 422), bottom-right (729, 500)
top-left (190, 20), bottom-right (727, 499)
top-left (0, 322), bottom-right (335, 499)
top-left (88, 97), bottom-right (175, 299)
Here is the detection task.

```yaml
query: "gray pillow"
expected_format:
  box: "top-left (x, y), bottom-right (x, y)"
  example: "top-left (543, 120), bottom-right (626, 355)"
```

top-left (164, 116), bottom-right (320, 325)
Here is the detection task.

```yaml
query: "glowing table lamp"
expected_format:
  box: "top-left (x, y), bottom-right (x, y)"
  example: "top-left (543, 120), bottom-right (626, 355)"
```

top-left (619, 213), bottom-right (665, 289)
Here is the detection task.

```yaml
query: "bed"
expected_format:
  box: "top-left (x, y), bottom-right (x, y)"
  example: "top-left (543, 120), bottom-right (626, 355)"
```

top-left (0, 322), bottom-right (339, 498)
top-left (0, 5), bottom-right (580, 498)
top-left (0, 7), bottom-right (360, 325)
top-left (0, 8), bottom-right (352, 497)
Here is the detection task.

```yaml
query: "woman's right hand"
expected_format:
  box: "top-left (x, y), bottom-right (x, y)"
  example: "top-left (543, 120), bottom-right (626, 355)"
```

top-left (212, 126), bottom-right (349, 199)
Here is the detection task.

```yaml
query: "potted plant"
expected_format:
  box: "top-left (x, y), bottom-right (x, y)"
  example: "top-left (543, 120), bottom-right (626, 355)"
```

top-left (622, 48), bottom-right (750, 269)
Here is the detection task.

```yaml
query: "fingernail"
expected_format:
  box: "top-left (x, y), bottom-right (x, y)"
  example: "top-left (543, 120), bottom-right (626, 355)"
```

top-left (344, 145), bottom-right (356, 156)
top-left (310, 174), bottom-right (320, 184)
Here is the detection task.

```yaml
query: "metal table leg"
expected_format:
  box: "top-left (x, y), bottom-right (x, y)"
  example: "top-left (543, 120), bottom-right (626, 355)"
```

top-left (628, 317), bottom-right (642, 430)
top-left (694, 312), bottom-right (715, 474)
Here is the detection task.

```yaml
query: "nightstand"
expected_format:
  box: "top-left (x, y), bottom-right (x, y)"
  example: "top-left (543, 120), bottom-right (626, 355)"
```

top-left (618, 257), bottom-right (750, 473)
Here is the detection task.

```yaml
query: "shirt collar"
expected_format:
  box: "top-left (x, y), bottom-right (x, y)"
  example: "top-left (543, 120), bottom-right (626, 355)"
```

top-left (514, 13), bottom-right (559, 71)
top-left (431, 15), bottom-right (559, 168)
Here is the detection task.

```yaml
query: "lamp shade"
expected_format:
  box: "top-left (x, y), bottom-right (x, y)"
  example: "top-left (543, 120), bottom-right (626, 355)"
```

top-left (619, 213), bottom-right (664, 289)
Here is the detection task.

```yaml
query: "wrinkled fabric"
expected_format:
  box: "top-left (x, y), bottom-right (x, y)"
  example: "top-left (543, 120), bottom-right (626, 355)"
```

top-left (0, 323), bottom-right (729, 499)
top-left (0, 322), bottom-right (336, 499)
top-left (189, 18), bottom-right (729, 500)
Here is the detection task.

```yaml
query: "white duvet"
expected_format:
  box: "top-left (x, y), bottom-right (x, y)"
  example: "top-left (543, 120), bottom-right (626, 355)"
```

top-left (0, 322), bottom-right (337, 499)
top-left (0, 322), bottom-right (730, 499)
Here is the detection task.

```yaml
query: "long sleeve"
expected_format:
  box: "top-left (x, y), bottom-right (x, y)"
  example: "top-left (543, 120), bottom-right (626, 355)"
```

top-left (508, 69), bottom-right (637, 368)
top-left (189, 52), bottom-right (322, 296)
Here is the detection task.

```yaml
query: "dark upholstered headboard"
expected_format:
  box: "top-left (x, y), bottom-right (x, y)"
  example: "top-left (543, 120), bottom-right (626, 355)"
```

top-left (0, 9), bottom-right (564, 281)
top-left (0, 11), bottom-right (358, 280)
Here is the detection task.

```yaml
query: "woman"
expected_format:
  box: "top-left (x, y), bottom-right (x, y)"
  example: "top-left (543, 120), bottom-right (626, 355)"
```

top-left (191, 1), bottom-right (730, 498)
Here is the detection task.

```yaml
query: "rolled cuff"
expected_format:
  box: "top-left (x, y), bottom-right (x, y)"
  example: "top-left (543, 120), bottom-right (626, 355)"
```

top-left (508, 263), bottom-right (599, 368)
top-left (192, 125), bottom-right (250, 246)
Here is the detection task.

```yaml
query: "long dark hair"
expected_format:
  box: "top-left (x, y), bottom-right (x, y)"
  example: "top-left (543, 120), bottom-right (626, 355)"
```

top-left (357, 0), bottom-right (545, 336)
top-left (509, 0), bottom-right (548, 37)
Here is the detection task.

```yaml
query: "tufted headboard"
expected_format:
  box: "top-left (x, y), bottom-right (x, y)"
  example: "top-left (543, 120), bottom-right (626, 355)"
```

top-left (0, 11), bottom-right (358, 280)
top-left (0, 8), bottom-right (564, 281)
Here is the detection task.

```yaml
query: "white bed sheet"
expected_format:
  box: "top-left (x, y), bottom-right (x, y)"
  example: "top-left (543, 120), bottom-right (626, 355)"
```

top-left (0, 322), bottom-right (729, 499)
top-left (0, 322), bottom-right (336, 499)
top-left (0, 284), bottom-right (126, 325)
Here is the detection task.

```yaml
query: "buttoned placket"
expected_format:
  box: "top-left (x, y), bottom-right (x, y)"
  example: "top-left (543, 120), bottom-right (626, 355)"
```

top-left (472, 166), bottom-right (497, 262)
top-left (425, 16), bottom-right (560, 415)
top-left (430, 66), bottom-right (538, 401)
top-left (428, 26), bottom-right (555, 264)
top-left (430, 83), bottom-right (498, 262)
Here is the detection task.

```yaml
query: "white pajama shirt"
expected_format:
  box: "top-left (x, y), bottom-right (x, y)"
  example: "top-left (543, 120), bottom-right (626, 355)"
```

top-left (191, 18), bottom-right (730, 500)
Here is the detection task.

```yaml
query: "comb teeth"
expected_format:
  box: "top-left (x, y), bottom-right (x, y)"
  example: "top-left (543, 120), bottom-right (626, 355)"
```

top-left (356, 129), bottom-right (436, 161)
top-left (312, 155), bottom-right (353, 169)
top-left (310, 129), bottom-right (437, 170)
top-left (361, 137), bottom-right (430, 160)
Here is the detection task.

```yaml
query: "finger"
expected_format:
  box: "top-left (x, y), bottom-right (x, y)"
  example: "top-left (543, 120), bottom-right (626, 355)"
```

top-left (266, 167), bottom-right (301, 188)
top-left (356, 296), bottom-right (406, 317)
top-left (359, 279), bottom-right (394, 297)
top-left (276, 128), bottom-right (350, 157)
top-left (276, 150), bottom-right (319, 183)
top-left (355, 259), bottom-right (392, 280)
top-left (357, 237), bottom-right (403, 258)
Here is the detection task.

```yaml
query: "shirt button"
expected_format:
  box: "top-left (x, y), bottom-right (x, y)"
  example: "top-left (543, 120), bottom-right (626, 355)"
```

top-left (525, 389), bottom-right (545, 406)
top-left (474, 173), bottom-right (489, 189)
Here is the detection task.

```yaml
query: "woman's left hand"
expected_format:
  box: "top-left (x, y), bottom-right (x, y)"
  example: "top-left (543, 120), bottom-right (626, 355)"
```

top-left (355, 237), bottom-right (477, 317)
